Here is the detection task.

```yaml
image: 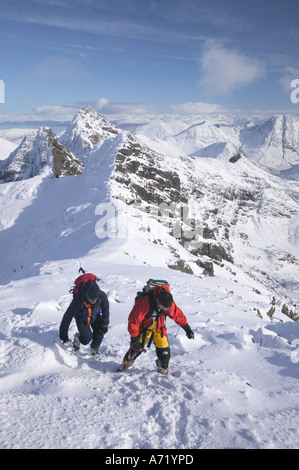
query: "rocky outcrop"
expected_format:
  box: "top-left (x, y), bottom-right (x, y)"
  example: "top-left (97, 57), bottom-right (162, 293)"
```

top-left (110, 132), bottom-right (234, 273)
top-left (113, 134), bottom-right (184, 205)
top-left (47, 130), bottom-right (84, 177)
top-left (0, 127), bottom-right (83, 181)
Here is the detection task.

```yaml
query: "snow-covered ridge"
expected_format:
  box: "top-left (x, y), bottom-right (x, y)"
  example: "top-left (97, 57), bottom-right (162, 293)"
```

top-left (58, 107), bottom-right (121, 157)
top-left (136, 114), bottom-right (299, 173)
top-left (0, 107), bottom-right (298, 301)
top-left (0, 108), bottom-right (299, 449)
top-left (0, 127), bottom-right (84, 181)
top-left (1, 110), bottom-right (299, 179)
top-left (239, 114), bottom-right (299, 172)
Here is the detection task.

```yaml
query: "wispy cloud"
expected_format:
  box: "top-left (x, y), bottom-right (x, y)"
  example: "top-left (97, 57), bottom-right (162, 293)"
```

top-left (25, 56), bottom-right (90, 80)
top-left (199, 41), bottom-right (265, 94)
top-left (0, 0), bottom-right (209, 50)
top-left (31, 97), bottom-right (227, 123)
top-left (34, 105), bottom-right (78, 116)
top-left (93, 98), bottom-right (154, 115)
top-left (170, 102), bottom-right (226, 114)
top-left (93, 98), bottom-right (227, 116)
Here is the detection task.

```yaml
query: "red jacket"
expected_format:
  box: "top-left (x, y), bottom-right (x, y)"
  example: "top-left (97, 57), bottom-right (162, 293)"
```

top-left (128, 285), bottom-right (187, 338)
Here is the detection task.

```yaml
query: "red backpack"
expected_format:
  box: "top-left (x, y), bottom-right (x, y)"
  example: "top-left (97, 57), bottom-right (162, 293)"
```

top-left (70, 268), bottom-right (100, 296)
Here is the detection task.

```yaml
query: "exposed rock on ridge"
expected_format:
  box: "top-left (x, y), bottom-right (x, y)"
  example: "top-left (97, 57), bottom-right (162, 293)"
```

top-left (0, 127), bottom-right (83, 181)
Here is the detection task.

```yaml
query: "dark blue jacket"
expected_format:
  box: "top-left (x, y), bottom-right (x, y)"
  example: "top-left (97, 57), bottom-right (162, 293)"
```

top-left (59, 288), bottom-right (110, 338)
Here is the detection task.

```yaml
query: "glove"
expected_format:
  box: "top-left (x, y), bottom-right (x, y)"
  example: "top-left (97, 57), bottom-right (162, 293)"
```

top-left (60, 333), bottom-right (69, 343)
top-left (182, 324), bottom-right (195, 339)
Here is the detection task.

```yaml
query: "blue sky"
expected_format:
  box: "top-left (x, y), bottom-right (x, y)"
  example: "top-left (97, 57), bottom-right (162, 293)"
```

top-left (0, 0), bottom-right (299, 125)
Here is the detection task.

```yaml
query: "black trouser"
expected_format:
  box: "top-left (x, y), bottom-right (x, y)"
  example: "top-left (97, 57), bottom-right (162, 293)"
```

top-left (123, 328), bottom-right (171, 369)
top-left (76, 318), bottom-right (104, 349)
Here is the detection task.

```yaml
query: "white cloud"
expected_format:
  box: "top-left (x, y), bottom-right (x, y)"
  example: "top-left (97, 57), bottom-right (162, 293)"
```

top-left (95, 98), bottom-right (110, 110)
top-left (94, 98), bottom-right (225, 116)
top-left (170, 101), bottom-right (226, 114)
top-left (93, 98), bottom-right (153, 115)
top-left (34, 105), bottom-right (77, 116)
top-left (199, 41), bottom-right (265, 94)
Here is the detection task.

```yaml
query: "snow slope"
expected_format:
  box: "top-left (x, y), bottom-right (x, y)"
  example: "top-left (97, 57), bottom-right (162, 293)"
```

top-left (239, 115), bottom-right (299, 172)
top-left (0, 239), bottom-right (299, 450)
top-left (0, 137), bottom-right (17, 160)
top-left (0, 166), bottom-right (299, 450)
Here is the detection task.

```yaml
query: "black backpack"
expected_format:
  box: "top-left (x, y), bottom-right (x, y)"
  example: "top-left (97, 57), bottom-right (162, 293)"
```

top-left (135, 279), bottom-right (170, 303)
top-left (135, 279), bottom-right (170, 348)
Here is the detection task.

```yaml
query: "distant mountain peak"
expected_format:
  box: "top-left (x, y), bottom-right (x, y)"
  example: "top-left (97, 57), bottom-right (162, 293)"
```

top-left (0, 127), bottom-right (83, 182)
top-left (240, 113), bottom-right (299, 171)
top-left (58, 107), bottom-right (121, 156)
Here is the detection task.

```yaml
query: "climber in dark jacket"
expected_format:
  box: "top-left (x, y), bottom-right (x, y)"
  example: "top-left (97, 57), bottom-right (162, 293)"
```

top-left (59, 283), bottom-right (110, 354)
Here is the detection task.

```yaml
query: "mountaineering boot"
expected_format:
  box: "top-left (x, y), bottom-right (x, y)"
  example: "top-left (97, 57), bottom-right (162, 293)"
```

top-left (91, 347), bottom-right (99, 356)
top-left (157, 366), bottom-right (171, 375)
top-left (90, 333), bottom-right (104, 356)
top-left (73, 333), bottom-right (80, 351)
top-left (156, 358), bottom-right (170, 375)
top-left (116, 360), bottom-right (134, 372)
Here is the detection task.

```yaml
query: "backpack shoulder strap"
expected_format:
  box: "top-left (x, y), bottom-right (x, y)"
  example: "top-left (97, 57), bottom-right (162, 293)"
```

top-left (145, 290), bottom-right (157, 318)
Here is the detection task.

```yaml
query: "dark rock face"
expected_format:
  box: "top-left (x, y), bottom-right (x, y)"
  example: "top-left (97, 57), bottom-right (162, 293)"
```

top-left (113, 137), bottom-right (184, 206)
top-left (110, 134), bottom-right (234, 274)
top-left (0, 127), bottom-right (83, 181)
top-left (52, 141), bottom-right (84, 177)
top-left (46, 130), bottom-right (84, 177)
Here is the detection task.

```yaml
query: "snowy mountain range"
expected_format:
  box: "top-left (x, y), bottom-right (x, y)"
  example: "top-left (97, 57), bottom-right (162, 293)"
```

top-left (0, 108), bottom-right (298, 301)
top-left (136, 114), bottom-right (299, 175)
top-left (0, 108), bottom-right (299, 449)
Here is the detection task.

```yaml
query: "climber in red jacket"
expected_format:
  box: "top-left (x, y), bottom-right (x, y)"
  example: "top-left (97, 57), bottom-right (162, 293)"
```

top-left (117, 284), bottom-right (194, 374)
